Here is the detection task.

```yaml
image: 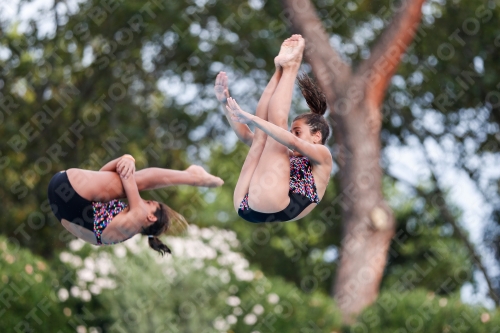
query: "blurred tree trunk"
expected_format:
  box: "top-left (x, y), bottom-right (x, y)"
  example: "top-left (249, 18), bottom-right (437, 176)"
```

top-left (281, 0), bottom-right (427, 322)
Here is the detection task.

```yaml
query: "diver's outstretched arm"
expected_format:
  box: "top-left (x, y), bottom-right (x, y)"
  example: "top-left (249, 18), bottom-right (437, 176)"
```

top-left (227, 97), bottom-right (331, 166)
top-left (99, 156), bottom-right (122, 172)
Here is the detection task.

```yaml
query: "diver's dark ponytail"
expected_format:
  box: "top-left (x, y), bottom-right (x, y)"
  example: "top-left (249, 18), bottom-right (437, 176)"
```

top-left (148, 236), bottom-right (171, 256)
top-left (294, 73), bottom-right (330, 145)
top-left (297, 72), bottom-right (327, 115)
top-left (141, 203), bottom-right (188, 256)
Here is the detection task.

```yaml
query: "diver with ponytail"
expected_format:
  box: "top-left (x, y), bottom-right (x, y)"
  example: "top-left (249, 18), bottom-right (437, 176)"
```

top-left (48, 154), bottom-right (219, 254)
top-left (215, 35), bottom-right (333, 224)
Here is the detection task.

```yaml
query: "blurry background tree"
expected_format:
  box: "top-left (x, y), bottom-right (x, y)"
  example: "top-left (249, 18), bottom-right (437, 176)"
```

top-left (1, 0), bottom-right (500, 330)
top-left (281, 0), bottom-right (426, 321)
top-left (279, 0), bottom-right (499, 321)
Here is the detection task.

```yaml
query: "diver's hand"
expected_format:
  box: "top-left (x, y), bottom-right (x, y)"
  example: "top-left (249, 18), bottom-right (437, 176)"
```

top-left (226, 98), bottom-right (253, 124)
top-left (117, 154), bottom-right (135, 179)
top-left (214, 71), bottom-right (230, 104)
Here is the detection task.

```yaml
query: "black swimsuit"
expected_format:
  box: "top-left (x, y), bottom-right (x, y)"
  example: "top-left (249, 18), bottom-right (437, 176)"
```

top-left (47, 171), bottom-right (95, 230)
top-left (238, 156), bottom-right (320, 223)
top-left (47, 171), bottom-right (129, 245)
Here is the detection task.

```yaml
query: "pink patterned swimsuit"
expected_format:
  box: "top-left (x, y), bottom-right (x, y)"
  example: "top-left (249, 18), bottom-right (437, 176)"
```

top-left (238, 156), bottom-right (320, 223)
top-left (92, 200), bottom-right (130, 245)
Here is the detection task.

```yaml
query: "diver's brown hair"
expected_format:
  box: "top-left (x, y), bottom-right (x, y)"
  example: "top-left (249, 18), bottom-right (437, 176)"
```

top-left (141, 203), bottom-right (188, 256)
top-left (295, 73), bottom-right (330, 144)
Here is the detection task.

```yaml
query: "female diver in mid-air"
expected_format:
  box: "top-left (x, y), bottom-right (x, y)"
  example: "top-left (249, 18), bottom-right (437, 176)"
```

top-left (214, 34), bottom-right (333, 223)
top-left (48, 155), bottom-right (223, 254)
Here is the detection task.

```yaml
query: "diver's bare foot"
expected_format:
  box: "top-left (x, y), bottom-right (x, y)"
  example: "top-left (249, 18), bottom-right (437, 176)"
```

top-left (274, 37), bottom-right (292, 69)
top-left (186, 165), bottom-right (224, 187)
top-left (275, 34), bottom-right (304, 68)
top-left (274, 37), bottom-right (292, 68)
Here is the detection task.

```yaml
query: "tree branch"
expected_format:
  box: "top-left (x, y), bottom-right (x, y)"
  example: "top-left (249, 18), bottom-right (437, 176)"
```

top-left (53, 0), bottom-right (60, 37)
top-left (389, 171), bottom-right (500, 306)
top-left (388, 127), bottom-right (500, 305)
top-left (357, 0), bottom-right (427, 108)
top-left (422, 148), bottom-right (500, 306)
top-left (431, 186), bottom-right (500, 305)
top-left (280, 0), bottom-right (352, 96)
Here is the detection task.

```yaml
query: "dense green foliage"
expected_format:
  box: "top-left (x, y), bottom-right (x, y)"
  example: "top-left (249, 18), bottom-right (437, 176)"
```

top-left (55, 227), bottom-right (343, 332)
top-left (357, 289), bottom-right (500, 333)
top-left (0, 235), bottom-right (108, 332)
top-left (2, 230), bottom-right (499, 332)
